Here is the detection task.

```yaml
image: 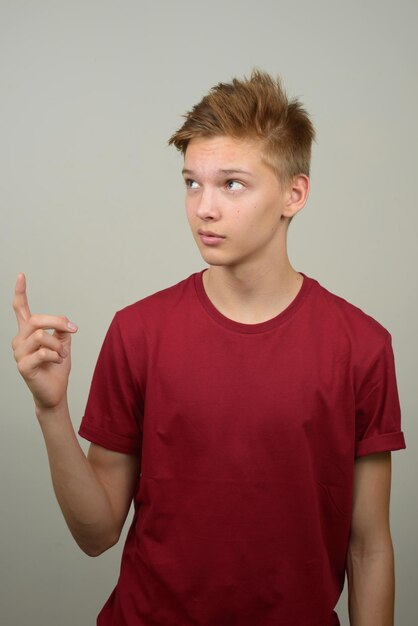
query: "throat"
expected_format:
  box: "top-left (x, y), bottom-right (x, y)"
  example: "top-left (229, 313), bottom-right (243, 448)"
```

top-left (202, 267), bottom-right (304, 324)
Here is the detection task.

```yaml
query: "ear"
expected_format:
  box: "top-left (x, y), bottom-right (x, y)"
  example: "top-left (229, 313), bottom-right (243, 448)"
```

top-left (281, 174), bottom-right (310, 219)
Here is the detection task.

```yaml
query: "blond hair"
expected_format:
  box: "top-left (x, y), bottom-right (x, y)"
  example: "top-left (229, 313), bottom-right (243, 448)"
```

top-left (168, 69), bottom-right (315, 185)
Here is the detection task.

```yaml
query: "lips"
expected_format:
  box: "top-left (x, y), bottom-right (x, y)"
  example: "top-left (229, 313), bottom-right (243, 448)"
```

top-left (197, 229), bottom-right (226, 246)
top-left (198, 229), bottom-right (225, 238)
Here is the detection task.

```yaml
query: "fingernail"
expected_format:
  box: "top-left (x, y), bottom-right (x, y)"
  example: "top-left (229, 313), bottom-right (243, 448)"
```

top-left (67, 322), bottom-right (78, 331)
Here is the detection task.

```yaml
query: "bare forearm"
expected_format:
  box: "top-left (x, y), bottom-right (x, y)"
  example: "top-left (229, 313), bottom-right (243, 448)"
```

top-left (346, 542), bottom-right (395, 626)
top-left (12, 277), bottom-right (118, 555)
top-left (36, 399), bottom-right (118, 556)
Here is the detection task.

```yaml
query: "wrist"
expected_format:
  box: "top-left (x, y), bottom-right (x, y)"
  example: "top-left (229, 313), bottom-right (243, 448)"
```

top-left (35, 397), bottom-right (69, 422)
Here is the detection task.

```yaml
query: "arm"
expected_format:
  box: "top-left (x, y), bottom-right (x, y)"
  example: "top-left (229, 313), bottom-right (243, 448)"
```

top-left (346, 451), bottom-right (394, 626)
top-left (12, 273), bottom-right (138, 556)
top-left (39, 404), bottom-right (139, 556)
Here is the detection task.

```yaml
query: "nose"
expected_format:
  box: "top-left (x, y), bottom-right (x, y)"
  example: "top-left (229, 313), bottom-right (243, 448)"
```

top-left (195, 187), bottom-right (221, 221)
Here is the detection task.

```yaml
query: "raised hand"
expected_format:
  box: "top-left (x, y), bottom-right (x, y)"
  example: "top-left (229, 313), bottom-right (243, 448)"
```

top-left (12, 273), bottom-right (78, 412)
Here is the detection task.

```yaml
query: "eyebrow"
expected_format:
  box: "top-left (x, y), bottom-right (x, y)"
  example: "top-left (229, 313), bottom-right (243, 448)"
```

top-left (182, 168), bottom-right (254, 177)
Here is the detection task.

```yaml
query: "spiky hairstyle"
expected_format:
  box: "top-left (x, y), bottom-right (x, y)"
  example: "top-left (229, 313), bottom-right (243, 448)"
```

top-left (168, 69), bottom-right (315, 184)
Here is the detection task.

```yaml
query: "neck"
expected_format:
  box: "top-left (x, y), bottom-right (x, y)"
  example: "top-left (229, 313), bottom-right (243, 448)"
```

top-left (202, 258), bottom-right (303, 325)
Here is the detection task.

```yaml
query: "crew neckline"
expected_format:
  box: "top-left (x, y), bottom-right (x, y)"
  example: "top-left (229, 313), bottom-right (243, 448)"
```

top-left (194, 269), bottom-right (314, 334)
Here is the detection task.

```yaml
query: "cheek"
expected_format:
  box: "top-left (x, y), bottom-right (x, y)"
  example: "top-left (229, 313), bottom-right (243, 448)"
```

top-left (242, 204), bottom-right (278, 238)
top-left (185, 201), bottom-right (194, 221)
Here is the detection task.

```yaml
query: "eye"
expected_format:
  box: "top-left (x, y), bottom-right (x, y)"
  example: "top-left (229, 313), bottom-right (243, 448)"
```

top-left (185, 178), bottom-right (200, 189)
top-left (226, 180), bottom-right (244, 191)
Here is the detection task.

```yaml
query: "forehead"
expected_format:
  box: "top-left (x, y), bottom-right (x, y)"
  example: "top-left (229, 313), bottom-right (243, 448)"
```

top-left (183, 135), bottom-right (265, 171)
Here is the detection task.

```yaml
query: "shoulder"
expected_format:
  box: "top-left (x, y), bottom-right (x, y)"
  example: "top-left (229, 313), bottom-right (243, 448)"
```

top-left (305, 274), bottom-right (394, 386)
top-left (112, 271), bottom-right (198, 333)
top-left (309, 276), bottom-right (397, 399)
top-left (308, 274), bottom-right (391, 347)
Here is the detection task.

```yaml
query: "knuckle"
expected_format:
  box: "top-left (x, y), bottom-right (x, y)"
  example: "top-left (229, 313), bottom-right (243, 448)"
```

top-left (38, 348), bottom-right (47, 360)
top-left (11, 336), bottom-right (18, 351)
top-left (17, 360), bottom-right (26, 375)
top-left (35, 329), bottom-right (44, 342)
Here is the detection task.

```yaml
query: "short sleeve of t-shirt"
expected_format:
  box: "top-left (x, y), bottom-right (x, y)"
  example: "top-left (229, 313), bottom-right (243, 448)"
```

top-left (78, 312), bottom-right (144, 455)
top-left (355, 332), bottom-right (405, 457)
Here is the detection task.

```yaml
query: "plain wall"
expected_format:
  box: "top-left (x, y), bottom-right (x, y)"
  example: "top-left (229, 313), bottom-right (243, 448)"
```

top-left (1, 1), bottom-right (417, 624)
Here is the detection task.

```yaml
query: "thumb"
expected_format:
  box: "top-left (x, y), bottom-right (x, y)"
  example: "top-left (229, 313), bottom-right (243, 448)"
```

top-left (53, 324), bottom-right (78, 347)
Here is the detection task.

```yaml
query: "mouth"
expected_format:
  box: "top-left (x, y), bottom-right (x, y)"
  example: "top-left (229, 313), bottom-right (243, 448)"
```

top-left (198, 229), bottom-right (225, 238)
top-left (197, 229), bottom-right (226, 245)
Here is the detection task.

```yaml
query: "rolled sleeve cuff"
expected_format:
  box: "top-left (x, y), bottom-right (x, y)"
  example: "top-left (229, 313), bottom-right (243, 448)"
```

top-left (355, 431), bottom-right (406, 458)
top-left (78, 422), bottom-right (140, 456)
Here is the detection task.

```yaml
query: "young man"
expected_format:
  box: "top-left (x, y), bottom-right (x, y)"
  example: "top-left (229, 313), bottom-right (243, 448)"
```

top-left (12, 70), bottom-right (406, 626)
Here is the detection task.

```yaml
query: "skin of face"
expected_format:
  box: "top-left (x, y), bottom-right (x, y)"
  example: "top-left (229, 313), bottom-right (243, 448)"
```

top-left (182, 135), bottom-right (308, 274)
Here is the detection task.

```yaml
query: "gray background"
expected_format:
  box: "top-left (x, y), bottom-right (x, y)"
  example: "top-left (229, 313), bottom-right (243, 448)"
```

top-left (1, 1), bottom-right (416, 624)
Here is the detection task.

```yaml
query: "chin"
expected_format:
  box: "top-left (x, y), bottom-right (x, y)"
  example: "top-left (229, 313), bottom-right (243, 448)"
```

top-left (195, 241), bottom-right (244, 268)
top-left (200, 254), bottom-right (239, 269)
top-left (199, 254), bottom-right (224, 267)
top-left (197, 247), bottom-right (225, 263)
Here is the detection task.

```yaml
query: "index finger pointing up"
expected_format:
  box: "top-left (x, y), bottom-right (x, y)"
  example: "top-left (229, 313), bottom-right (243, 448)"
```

top-left (13, 273), bottom-right (32, 328)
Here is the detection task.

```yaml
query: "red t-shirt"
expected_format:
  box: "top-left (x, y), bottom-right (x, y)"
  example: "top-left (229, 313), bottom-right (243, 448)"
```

top-left (79, 270), bottom-right (406, 626)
